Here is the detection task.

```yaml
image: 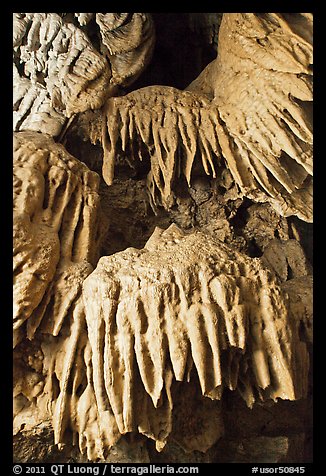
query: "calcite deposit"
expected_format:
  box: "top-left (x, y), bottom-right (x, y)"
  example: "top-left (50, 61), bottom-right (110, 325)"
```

top-left (13, 218), bottom-right (311, 461)
top-left (13, 13), bottom-right (155, 137)
top-left (81, 224), bottom-right (308, 458)
top-left (13, 13), bottom-right (111, 136)
top-left (100, 13), bottom-right (312, 221)
top-left (13, 131), bottom-right (101, 339)
top-left (13, 131), bottom-right (102, 456)
top-left (12, 12), bottom-right (313, 464)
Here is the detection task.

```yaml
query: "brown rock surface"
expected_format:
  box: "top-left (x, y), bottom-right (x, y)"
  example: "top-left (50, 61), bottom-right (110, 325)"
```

top-left (213, 434), bottom-right (307, 463)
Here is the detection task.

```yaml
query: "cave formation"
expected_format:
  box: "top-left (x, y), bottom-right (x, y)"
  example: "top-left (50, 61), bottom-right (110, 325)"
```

top-left (13, 13), bottom-right (313, 463)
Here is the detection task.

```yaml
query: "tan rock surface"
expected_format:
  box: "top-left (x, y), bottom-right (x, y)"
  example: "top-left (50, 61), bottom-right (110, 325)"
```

top-left (13, 13), bottom-right (155, 137)
top-left (13, 131), bottom-right (101, 337)
top-left (12, 13), bottom-right (313, 464)
top-left (82, 224), bottom-right (309, 456)
top-left (100, 13), bottom-right (312, 221)
top-left (261, 239), bottom-right (313, 343)
top-left (13, 13), bottom-right (111, 135)
top-left (13, 131), bottom-right (103, 459)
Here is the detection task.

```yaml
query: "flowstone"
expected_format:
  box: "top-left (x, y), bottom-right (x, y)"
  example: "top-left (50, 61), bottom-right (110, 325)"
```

top-left (12, 13), bottom-right (313, 463)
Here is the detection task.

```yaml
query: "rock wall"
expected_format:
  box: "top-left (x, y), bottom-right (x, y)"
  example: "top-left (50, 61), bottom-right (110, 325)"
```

top-left (13, 13), bottom-right (313, 464)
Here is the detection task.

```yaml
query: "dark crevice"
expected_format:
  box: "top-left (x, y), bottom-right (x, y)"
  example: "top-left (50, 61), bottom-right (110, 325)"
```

top-left (286, 261), bottom-right (294, 280)
top-left (51, 373), bottom-right (61, 400)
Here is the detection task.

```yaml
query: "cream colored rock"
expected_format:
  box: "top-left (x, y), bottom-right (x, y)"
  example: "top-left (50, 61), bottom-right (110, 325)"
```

top-left (100, 13), bottom-right (312, 221)
top-left (13, 13), bottom-right (112, 134)
top-left (13, 13), bottom-right (155, 137)
top-left (74, 13), bottom-right (94, 26)
top-left (74, 13), bottom-right (155, 88)
top-left (13, 131), bottom-right (101, 338)
top-left (13, 64), bottom-right (67, 137)
top-left (13, 131), bottom-right (103, 459)
top-left (101, 86), bottom-right (217, 209)
top-left (13, 13), bottom-right (312, 463)
top-left (96, 13), bottom-right (155, 88)
top-left (82, 224), bottom-right (309, 455)
top-left (209, 13), bottom-right (313, 222)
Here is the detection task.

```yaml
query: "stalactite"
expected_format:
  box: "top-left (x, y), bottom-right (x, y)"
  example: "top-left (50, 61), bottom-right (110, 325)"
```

top-left (13, 131), bottom-right (103, 460)
top-left (102, 86), bottom-right (223, 209)
top-left (101, 13), bottom-right (313, 222)
top-left (13, 12), bottom-right (313, 464)
top-left (80, 224), bottom-right (309, 458)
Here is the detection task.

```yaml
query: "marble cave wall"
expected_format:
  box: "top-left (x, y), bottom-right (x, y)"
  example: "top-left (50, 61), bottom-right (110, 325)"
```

top-left (13, 13), bottom-right (313, 463)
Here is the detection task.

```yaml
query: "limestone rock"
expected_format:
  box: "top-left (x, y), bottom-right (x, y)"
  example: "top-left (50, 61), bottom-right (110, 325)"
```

top-left (148, 440), bottom-right (216, 464)
top-left (13, 421), bottom-right (150, 463)
top-left (82, 223), bottom-right (309, 457)
top-left (74, 13), bottom-right (94, 26)
top-left (95, 13), bottom-right (155, 88)
top-left (71, 13), bottom-right (156, 89)
top-left (13, 13), bottom-right (112, 135)
top-left (214, 434), bottom-right (306, 463)
top-left (13, 131), bottom-right (103, 459)
top-left (100, 13), bottom-right (312, 222)
top-left (13, 13), bottom-right (155, 137)
top-left (12, 13), bottom-right (313, 464)
top-left (13, 421), bottom-right (68, 463)
top-left (260, 239), bottom-right (313, 344)
top-left (13, 64), bottom-right (67, 137)
top-left (101, 86), bottom-right (220, 209)
top-left (170, 380), bottom-right (224, 453)
top-left (261, 239), bottom-right (312, 283)
top-left (239, 203), bottom-right (291, 253)
top-left (282, 276), bottom-right (313, 344)
top-left (210, 13), bottom-right (313, 223)
top-left (13, 131), bottom-right (101, 338)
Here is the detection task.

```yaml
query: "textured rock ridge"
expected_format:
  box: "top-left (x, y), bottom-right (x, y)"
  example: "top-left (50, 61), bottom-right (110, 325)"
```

top-left (81, 224), bottom-right (308, 458)
top-left (95, 13), bottom-right (155, 88)
top-left (100, 13), bottom-right (312, 221)
top-left (12, 13), bottom-right (313, 464)
top-left (13, 13), bottom-right (155, 137)
top-left (101, 86), bottom-right (220, 209)
top-left (13, 13), bottom-right (111, 136)
top-left (13, 131), bottom-right (102, 457)
top-left (209, 13), bottom-right (313, 222)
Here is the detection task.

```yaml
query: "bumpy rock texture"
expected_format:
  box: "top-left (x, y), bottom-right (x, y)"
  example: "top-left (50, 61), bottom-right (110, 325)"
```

top-left (81, 224), bottom-right (308, 458)
top-left (13, 13), bottom-right (313, 464)
top-left (100, 13), bottom-right (312, 221)
top-left (13, 131), bottom-right (102, 339)
top-left (13, 13), bottom-right (154, 137)
top-left (13, 131), bottom-right (102, 455)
